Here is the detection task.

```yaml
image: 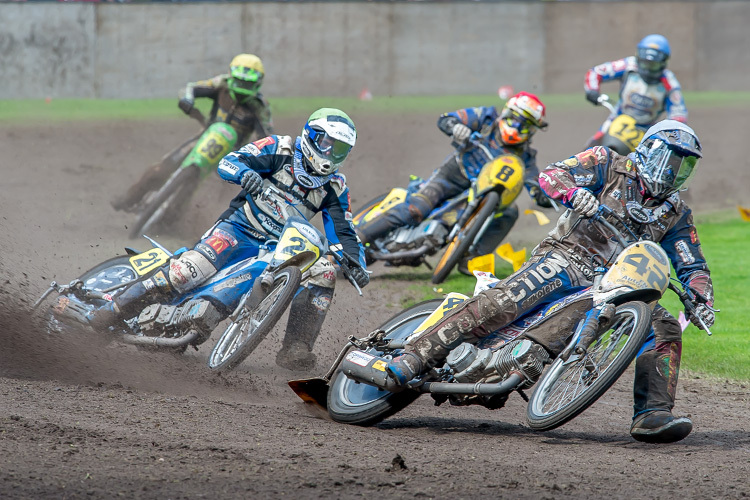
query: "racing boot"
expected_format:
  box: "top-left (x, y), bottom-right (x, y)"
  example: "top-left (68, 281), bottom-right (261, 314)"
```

top-left (275, 285), bottom-right (331, 372)
top-left (630, 410), bottom-right (693, 444)
top-left (87, 273), bottom-right (175, 331)
top-left (355, 215), bottom-right (400, 247)
top-left (630, 340), bottom-right (692, 443)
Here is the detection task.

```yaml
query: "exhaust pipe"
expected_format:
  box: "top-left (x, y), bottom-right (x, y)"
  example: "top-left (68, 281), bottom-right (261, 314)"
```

top-left (120, 330), bottom-right (201, 348)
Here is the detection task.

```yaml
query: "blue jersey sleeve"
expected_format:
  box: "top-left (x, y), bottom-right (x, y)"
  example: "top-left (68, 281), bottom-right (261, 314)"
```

top-left (217, 135), bottom-right (282, 184)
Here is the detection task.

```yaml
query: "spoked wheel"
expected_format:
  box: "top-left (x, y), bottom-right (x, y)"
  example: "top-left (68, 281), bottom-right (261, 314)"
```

top-left (129, 165), bottom-right (200, 239)
top-left (526, 301), bottom-right (652, 431)
top-left (207, 267), bottom-right (302, 373)
top-left (327, 299), bottom-right (444, 426)
top-left (431, 191), bottom-right (500, 284)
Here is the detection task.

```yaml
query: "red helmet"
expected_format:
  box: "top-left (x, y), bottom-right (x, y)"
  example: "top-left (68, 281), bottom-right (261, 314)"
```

top-left (498, 92), bottom-right (547, 145)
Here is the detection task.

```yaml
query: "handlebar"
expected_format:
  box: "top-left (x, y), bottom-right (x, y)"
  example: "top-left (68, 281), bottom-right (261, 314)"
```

top-left (329, 250), bottom-right (365, 296)
top-left (586, 206), bottom-right (717, 335)
top-left (597, 94), bottom-right (617, 115)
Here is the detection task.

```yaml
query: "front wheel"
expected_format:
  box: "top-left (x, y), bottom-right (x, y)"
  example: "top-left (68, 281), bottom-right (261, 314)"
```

top-left (327, 299), bottom-right (444, 426)
top-left (526, 301), bottom-right (652, 431)
top-left (129, 165), bottom-right (200, 239)
top-left (207, 267), bottom-right (301, 373)
top-left (431, 190), bottom-right (500, 284)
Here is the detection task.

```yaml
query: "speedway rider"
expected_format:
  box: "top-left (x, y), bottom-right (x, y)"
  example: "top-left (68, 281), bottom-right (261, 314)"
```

top-left (356, 92), bottom-right (553, 273)
top-left (112, 53), bottom-right (275, 212)
top-left (95, 108), bottom-right (370, 371)
top-left (348, 120), bottom-right (714, 444)
top-left (584, 34), bottom-right (688, 148)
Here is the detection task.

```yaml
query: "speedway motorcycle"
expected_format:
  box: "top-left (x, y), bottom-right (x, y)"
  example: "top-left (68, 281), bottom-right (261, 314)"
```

top-left (595, 94), bottom-right (645, 155)
top-left (127, 107), bottom-right (241, 239)
top-left (290, 208), bottom-right (715, 430)
top-left (33, 217), bottom-right (363, 372)
top-left (354, 148), bottom-right (529, 284)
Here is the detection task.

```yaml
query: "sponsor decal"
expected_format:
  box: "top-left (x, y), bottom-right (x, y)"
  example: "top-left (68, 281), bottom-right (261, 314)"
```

top-left (322, 270), bottom-right (336, 282)
top-left (252, 136), bottom-right (276, 149)
top-left (257, 213), bottom-right (283, 234)
top-left (630, 93), bottom-right (656, 108)
top-left (295, 172), bottom-right (316, 189)
top-left (674, 240), bottom-right (696, 265)
top-left (240, 143), bottom-right (261, 156)
top-left (196, 243), bottom-right (217, 262)
top-left (689, 227), bottom-right (699, 245)
top-left (372, 360), bottom-right (388, 372)
top-left (143, 279), bottom-right (156, 291)
top-left (346, 350), bottom-right (375, 367)
top-left (344, 211), bottom-right (353, 221)
top-left (294, 222), bottom-right (321, 246)
top-left (562, 158), bottom-right (579, 167)
top-left (213, 272), bottom-right (254, 292)
top-left (609, 188), bottom-right (622, 200)
top-left (219, 159), bottom-right (239, 174)
top-left (508, 253), bottom-right (569, 303)
top-left (102, 293), bottom-right (114, 302)
top-left (625, 160), bottom-right (634, 172)
top-left (669, 90), bottom-right (683, 105)
top-left (574, 174), bottom-right (595, 185)
top-left (626, 201), bottom-right (652, 224)
top-left (520, 278), bottom-right (563, 310)
top-left (311, 295), bottom-right (331, 311)
top-left (213, 229), bottom-right (238, 246)
top-left (205, 235), bottom-right (231, 255)
top-left (153, 271), bottom-right (168, 289)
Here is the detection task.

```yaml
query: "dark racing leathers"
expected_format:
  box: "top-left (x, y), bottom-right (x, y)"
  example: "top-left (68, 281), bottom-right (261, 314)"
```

top-left (111, 134), bottom-right (366, 368)
top-left (115, 75), bottom-right (275, 210)
top-left (356, 106), bottom-right (540, 255)
top-left (396, 146), bottom-right (713, 421)
top-left (584, 56), bottom-right (687, 147)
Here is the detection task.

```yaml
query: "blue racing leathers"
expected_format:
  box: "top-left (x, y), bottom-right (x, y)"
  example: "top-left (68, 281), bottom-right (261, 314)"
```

top-left (584, 56), bottom-right (688, 142)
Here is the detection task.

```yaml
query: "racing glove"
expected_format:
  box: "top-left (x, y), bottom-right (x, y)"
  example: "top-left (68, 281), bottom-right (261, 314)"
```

top-left (451, 123), bottom-right (472, 145)
top-left (690, 304), bottom-right (715, 330)
top-left (530, 186), bottom-right (553, 208)
top-left (178, 97), bottom-right (194, 114)
top-left (349, 266), bottom-right (370, 288)
top-left (585, 90), bottom-right (601, 105)
top-left (240, 171), bottom-right (264, 195)
top-left (571, 188), bottom-right (599, 217)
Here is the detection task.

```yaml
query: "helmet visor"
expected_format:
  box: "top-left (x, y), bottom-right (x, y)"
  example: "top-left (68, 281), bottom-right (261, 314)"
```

top-left (503, 112), bottom-right (534, 135)
top-left (641, 140), bottom-right (699, 197)
top-left (305, 124), bottom-right (353, 164)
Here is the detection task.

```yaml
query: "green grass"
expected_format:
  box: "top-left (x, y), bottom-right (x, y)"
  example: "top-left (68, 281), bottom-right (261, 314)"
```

top-left (3, 91), bottom-right (750, 123)
top-left (381, 216), bottom-right (750, 381)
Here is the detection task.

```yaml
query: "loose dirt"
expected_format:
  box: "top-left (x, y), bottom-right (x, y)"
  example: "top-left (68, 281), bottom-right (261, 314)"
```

top-left (0, 108), bottom-right (748, 499)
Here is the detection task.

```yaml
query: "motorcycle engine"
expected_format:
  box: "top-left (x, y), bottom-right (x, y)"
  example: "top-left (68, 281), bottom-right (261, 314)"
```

top-left (137, 299), bottom-right (223, 342)
top-left (384, 220), bottom-right (448, 254)
top-left (446, 339), bottom-right (550, 390)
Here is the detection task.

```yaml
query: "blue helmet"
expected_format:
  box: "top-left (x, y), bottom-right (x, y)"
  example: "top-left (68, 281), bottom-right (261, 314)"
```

top-left (636, 34), bottom-right (670, 83)
top-left (635, 120), bottom-right (702, 200)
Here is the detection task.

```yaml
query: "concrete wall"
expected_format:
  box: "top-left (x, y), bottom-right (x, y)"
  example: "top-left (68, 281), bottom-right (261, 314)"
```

top-left (1, 2), bottom-right (748, 99)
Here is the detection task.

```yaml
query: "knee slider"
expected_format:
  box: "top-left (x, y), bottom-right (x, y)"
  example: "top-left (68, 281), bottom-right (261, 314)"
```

top-left (168, 250), bottom-right (217, 293)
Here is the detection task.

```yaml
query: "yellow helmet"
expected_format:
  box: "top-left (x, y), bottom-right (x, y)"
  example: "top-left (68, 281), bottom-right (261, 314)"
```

top-left (228, 54), bottom-right (265, 100)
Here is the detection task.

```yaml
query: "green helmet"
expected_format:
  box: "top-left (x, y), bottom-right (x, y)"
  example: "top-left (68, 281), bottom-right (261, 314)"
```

top-left (300, 108), bottom-right (357, 176)
top-left (227, 54), bottom-right (264, 101)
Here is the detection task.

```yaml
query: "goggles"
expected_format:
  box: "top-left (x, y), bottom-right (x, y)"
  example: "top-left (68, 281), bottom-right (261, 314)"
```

top-left (305, 124), bottom-right (352, 163)
top-left (502, 112), bottom-right (536, 135)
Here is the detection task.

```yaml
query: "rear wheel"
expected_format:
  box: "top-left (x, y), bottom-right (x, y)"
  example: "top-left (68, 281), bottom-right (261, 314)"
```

top-left (207, 267), bottom-right (302, 373)
top-left (431, 190), bottom-right (500, 284)
top-left (352, 193), bottom-right (388, 266)
top-left (526, 301), bottom-right (652, 431)
top-left (129, 165), bottom-right (200, 239)
top-left (327, 299), bottom-right (443, 426)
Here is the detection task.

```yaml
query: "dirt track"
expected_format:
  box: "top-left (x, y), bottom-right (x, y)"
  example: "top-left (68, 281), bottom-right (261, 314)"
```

top-left (1, 108), bottom-right (748, 499)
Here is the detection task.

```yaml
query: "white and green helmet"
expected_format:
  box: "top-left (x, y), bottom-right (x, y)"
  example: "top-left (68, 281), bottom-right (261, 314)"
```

top-left (300, 108), bottom-right (357, 176)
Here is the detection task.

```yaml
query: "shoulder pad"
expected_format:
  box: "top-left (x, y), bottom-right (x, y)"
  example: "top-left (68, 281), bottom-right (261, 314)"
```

top-left (330, 173), bottom-right (347, 192)
top-left (663, 70), bottom-right (681, 89)
top-left (276, 135), bottom-right (294, 156)
top-left (624, 56), bottom-right (639, 72)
